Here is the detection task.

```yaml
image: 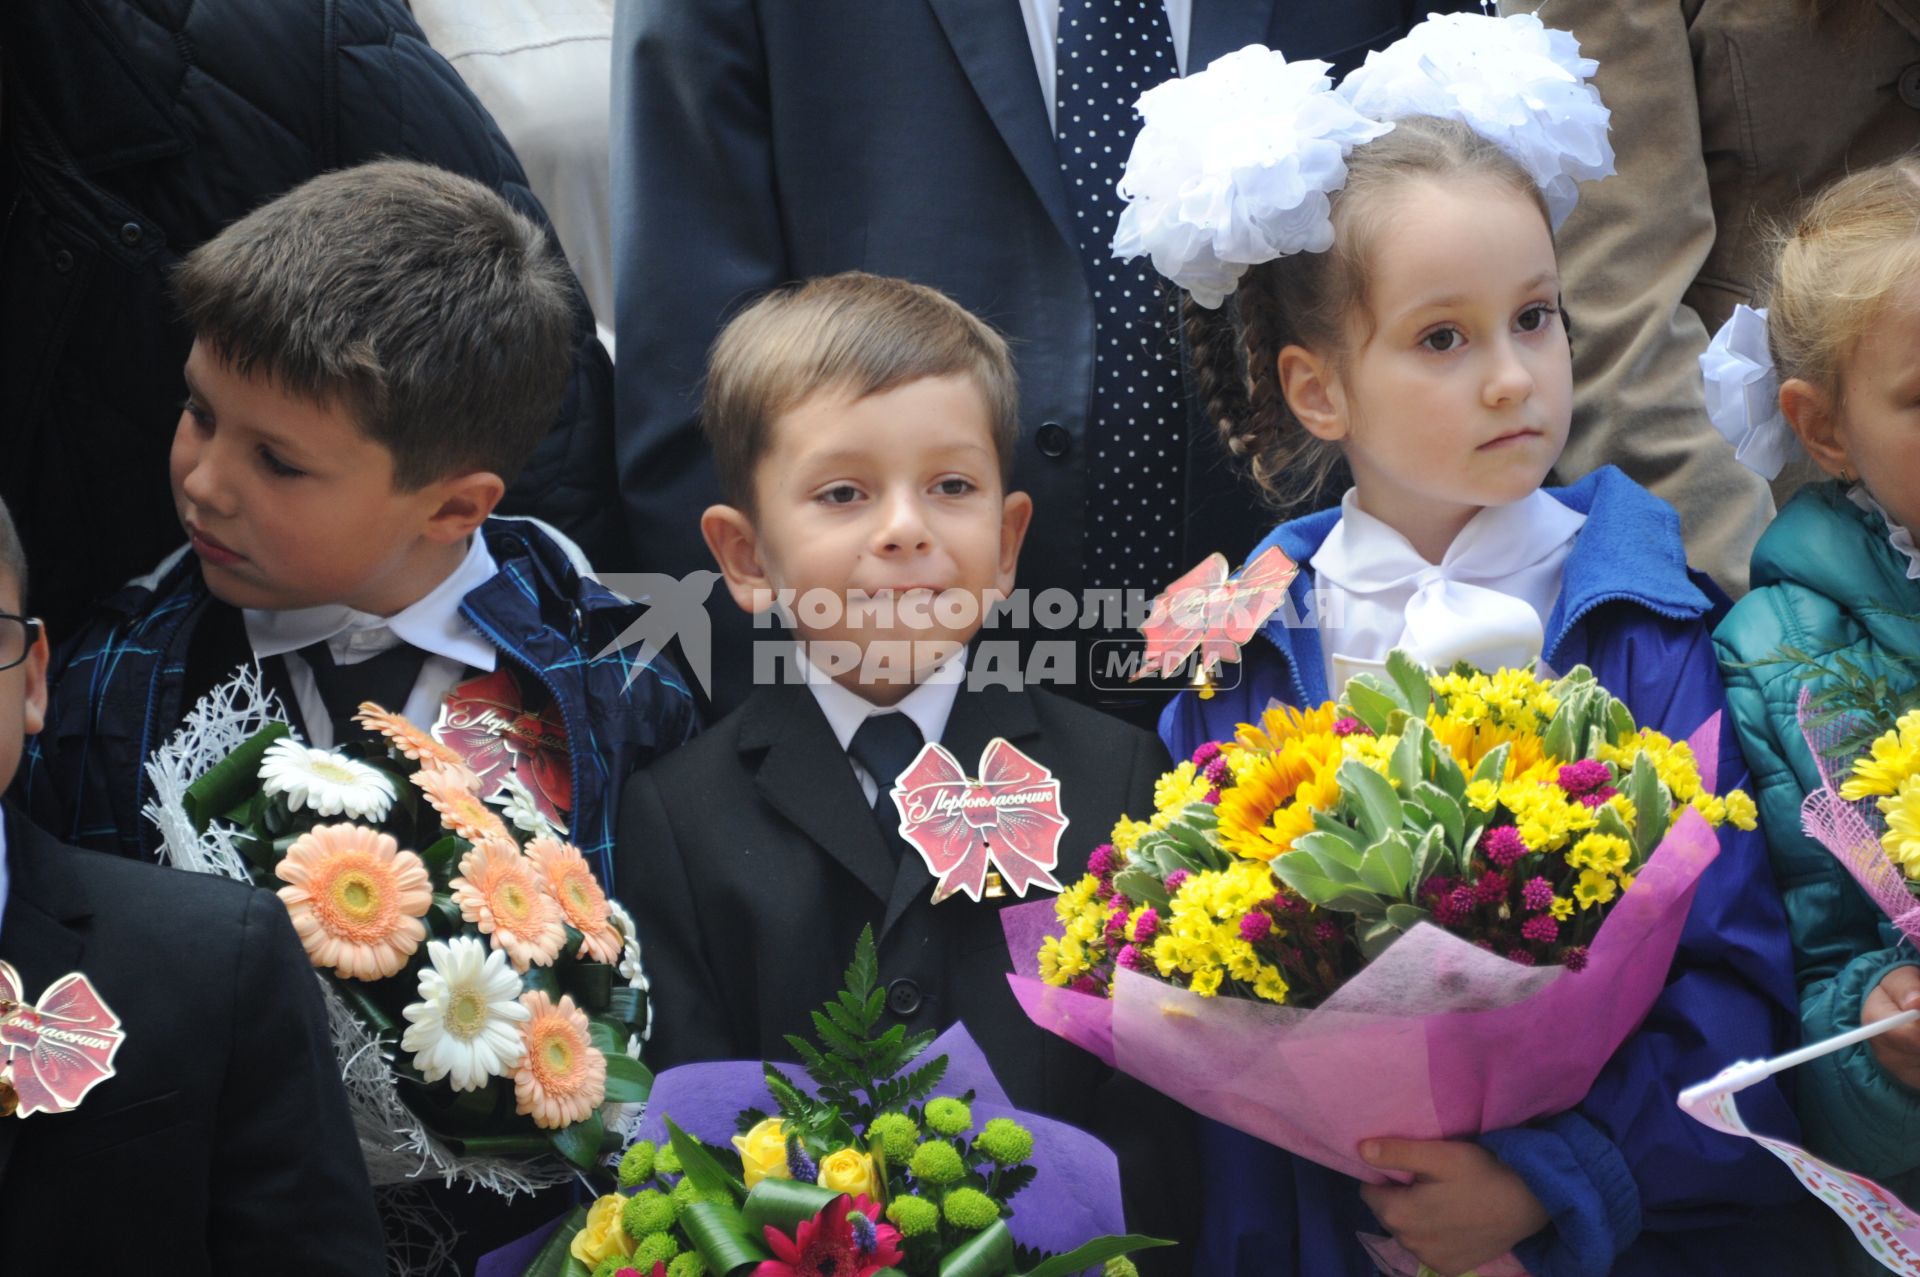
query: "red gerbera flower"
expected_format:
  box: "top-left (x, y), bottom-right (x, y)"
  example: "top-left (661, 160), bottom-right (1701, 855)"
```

top-left (753, 1193), bottom-right (904, 1277)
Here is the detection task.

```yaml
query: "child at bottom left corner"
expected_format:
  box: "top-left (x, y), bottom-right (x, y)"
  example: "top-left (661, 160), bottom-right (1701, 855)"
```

top-left (0, 495), bottom-right (385, 1273)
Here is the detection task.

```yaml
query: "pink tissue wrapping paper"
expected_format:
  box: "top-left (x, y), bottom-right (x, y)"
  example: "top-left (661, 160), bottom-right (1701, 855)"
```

top-left (1004, 715), bottom-right (1726, 1187)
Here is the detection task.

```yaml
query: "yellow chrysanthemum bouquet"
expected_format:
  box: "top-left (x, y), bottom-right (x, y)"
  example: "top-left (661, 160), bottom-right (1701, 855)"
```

top-left (144, 672), bottom-right (649, 1199)
top-left (1801, 700), bottom-right (1920, 940)
top-left (1006, 652), bottom-right (1753, 1182)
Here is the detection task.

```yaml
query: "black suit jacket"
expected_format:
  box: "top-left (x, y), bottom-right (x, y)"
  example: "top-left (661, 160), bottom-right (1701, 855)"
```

top-left (0, 812), bottom-right (383, 1273)
top-left (611, 0), bottom-right (1461, 714)
top-left (617, 681), bottom-right (1199, 1263)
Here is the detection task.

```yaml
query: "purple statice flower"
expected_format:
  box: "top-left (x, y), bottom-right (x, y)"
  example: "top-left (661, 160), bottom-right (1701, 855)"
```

top-left (1240, 913), bottom-right (1273, 943)
top-left (1578, 786), bottom-right (1620, 809)
top-left (1104, 908), bottom-right (1129, 944)
top-left (1132, 907), bottom-right (1160, 943)
top-left (1117, 943), bottom-right (1146, 972)
top-left (786, 1134), bottom-right (818, 1182)
top-left (1564, 945), bottom-right (1591, 973)
top-left (1314, 919), bottom-right (1342, 944)
top-left (1191, 741), bottom-right (1223, 768)
top-left (1557, 759), bottom-right (1611, 797)
top-left (1506, 947), bottom-right (1537, 967)
top-left (1070, 974), bottom-right (1104, 995)
top-left (1204, 787), bottom-right (1223, 805)
top-left (1088, 844), bottom-right (1116, 879)
top-left (1521, 876), bottom-right (1554, 913)
top-left (1420, 875), bottom-right (1455, 903)
top-left (1482, 826), bottom-right (1528, 869)
top-left (849, 1209), bottom-right (880, 1256)
top-left (1474, 872), bottom-right (1510, 906)
top-left (1164, 870), bottom-right (1190, 895)
top-left (1443, 885), bottom-right (1478, 924)
top-left (1333, 717), bottom-right (1374, 737)
top-left (1521, 914), bottom-right (1559, 944)
top-left (1204, 755), bottom-right (1233, 786)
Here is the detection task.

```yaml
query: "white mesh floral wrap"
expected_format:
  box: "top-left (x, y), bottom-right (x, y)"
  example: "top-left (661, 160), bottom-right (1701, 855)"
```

top-left (1109, 47), bottom-right (1390, 308)
top-left (1336, 11), bottom-right (1613, 231)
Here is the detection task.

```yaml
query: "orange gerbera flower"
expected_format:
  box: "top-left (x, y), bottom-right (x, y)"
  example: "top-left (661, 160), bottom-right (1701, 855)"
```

top-left (450, 840), bottom-right (566, 971)
top-left (353, 703), bottom-right (465, 768)
top-left (526, 836), bottom-right (621, 964)
top-left (415, 764), bottom-right (511, 844)
top-left (514, 991), bottom-right (606, 1129)
top-left (275, 824), bottom-right (432, 980)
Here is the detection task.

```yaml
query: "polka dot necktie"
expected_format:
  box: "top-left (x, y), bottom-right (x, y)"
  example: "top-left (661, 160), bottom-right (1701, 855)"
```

top-left (1055, 0), bottom-right (1185, 597)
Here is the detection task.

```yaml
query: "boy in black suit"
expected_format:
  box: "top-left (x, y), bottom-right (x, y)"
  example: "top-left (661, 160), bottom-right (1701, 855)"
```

top-left (617, 273), bottom-right (1195, 1260)
top-left (0, 498), bottom-right (383, 1272)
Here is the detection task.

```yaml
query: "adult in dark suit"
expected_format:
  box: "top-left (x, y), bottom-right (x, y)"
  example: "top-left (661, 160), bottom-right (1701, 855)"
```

top-left (611, 0), bottom-right (1460, 717)
top-left (618, 679), bottom-right (1197, 1258)
top-left (0, 505), bottom-right (383, 1273)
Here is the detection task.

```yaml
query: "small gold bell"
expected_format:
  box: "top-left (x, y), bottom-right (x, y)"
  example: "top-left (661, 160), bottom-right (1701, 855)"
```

top-left (1191, 658), bottom-right (1217, 701)
top-left (983, 871), bottom-right (1007, 900)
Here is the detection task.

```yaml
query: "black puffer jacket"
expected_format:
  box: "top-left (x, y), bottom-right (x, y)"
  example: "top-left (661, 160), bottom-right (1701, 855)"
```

top-left (1, 0), bottom-right (624, 636)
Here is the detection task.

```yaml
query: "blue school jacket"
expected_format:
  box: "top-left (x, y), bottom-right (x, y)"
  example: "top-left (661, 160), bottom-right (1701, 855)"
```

top-left (1161, 468), bottom-right (1817, 1277)
top-left (22, 518), bottom-right (695, 891)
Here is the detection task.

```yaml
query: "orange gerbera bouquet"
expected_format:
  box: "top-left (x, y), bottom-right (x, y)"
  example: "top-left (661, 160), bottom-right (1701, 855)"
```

top-left (145, 673), bottom-right (649, 1196)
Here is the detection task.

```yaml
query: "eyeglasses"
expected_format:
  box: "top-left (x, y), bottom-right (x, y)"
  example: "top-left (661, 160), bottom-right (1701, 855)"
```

top-left (0, 614), bottom-right (42, 672)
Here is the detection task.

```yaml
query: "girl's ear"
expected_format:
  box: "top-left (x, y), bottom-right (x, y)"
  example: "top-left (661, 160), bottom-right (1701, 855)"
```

top-left (1779, 377), bottom-right (1850, 479)
top-left (1277, 344), bottom-right (1346, 442)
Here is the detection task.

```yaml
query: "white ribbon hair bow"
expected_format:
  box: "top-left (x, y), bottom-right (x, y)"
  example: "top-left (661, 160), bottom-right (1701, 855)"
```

top-left (1700, 304), bottom-right (1804, 480)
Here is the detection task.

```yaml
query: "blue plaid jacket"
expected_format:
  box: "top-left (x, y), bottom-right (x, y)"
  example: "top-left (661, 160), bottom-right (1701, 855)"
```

top-left (21, 519), bottom-right (696, 890)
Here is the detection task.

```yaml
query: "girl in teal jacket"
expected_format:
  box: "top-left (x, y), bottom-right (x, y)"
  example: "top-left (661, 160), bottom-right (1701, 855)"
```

top-left (1714, 160), bottom-right (1920, 1271)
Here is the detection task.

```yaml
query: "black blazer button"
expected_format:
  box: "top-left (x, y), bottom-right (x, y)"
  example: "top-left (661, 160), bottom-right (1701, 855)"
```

top-left (1035, 421), bottom-right (1071, 459)
top-left (885, 977), bottom-right (923, 1016)
top-left (1902, 63), bottom-right (1920, 110)
top-left (119, 221), bottom-right (144, 246)
top-left (52, 248), bottom-right (75, 274)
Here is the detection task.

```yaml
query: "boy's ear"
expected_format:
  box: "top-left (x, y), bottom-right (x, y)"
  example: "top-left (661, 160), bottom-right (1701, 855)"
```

top-left (1779, 377), bottom-right (1851, 478)
top-left (22, 621), bottom-right (49, 739)
top-left (701, 504), bottom-right (777, 614)
top-left (996, 489), bottom-right (1033, 591)
top-left (1277, 345), bottom-right (1346, 442)
top-left (421, 471), bottom-right (507, 542)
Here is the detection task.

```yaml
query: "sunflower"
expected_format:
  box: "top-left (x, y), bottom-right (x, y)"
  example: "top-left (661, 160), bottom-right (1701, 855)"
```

top-left (415, 764), bottom-right (511, 844)
top-left (1233, 702), bottom-right (1342, 755)
top-left (450, 840), bottom-right (567, 971)
top-left (352, 703), bottom-right (466, 768)
top-left (513, 991), bottom-right (606, 1129)
top-left (275, 823), bottom-right (432, 980)
top-left (526, 836), bottom-right (622, 964)
top-left (1425, 713), bottom-right (1548, 780)
top-left (1214, 734), bottom-right (1345, 862)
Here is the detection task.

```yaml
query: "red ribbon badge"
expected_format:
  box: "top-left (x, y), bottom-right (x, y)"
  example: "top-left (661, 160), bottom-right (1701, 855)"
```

top-left (889, 738), bottom-right (1069, 904)
top-left (432, 667), bottom-right (572, 827)
top-left (1135, 545), bottom-right (1299, 681)
top-left (0, 960), bottom-right (124, 1116)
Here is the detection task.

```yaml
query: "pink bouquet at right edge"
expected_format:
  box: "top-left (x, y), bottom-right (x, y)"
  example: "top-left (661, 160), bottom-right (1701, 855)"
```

top-left (1004, 653), bottom-right (1756, 1187)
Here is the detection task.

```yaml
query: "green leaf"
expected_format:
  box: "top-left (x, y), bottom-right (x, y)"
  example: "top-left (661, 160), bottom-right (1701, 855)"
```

top-left (548, 1111), bottom-right (608, 1170)
top-left (518, 1205), bottom-right (590, 1277)
top-left (1292, 830), bottom-right (1364, 877)
top-left (601, 1050), bottom-right (653, 1105)
top-left (1309, 809), bottom-right (1369, 851)
top-left (1411, 782), bottom-right (1464, 850)
top-left (1471, 743), bottom-right (1511, 789)
top-left (1387, 649), bottom-right (1434, 717)
top-left (1358, 832), bottom-right (1413, 899)
top-left (846, 925), bottom-right (879, 1001)
top-left (1357, 917), bottom-right (1402, 960)
top-left (1343, 678), bottom-right (1403, 737)
top-left (1017, 1236), bottom-right (1176, 1277)
top-left (1111, 867), bottom-right (1170, 910)
top-left (1626, 753), bottom-right (1667, 857)
top-left (668, 1117), bottom-right (749, 1200)
top-left (1388, 729), bottom-right (1426, 796)
top-left (743, 1178), bottom-right (841, 1235)
top-left (680, 1199), bottom-right (768, 1273)
top-left (182, 722), bottom-right (292, 834)
top-left (1408, 824), bottom-right (1448, 890)
top-left (1272, 854), bottom-right (1383, 913)
top-left (937, 1220), bottom-right (1019, 1276)
top-left (1385, 902), bottom-right (1432, 932)
top-left (1339, 760), bottom-right (1403, 844)
top-left (606, 985), bottom-right (644, 1026)
top-left (416, 835), bottom-right (463, 877)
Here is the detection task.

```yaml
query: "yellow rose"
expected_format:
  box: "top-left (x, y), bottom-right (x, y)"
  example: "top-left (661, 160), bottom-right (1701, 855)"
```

top-left (816, 1147), bottom-right (882, 1199)
top-left (732, 1117), bottom-right (793, 1189)
top-left (569, 1194), bottom-right (634, 1267)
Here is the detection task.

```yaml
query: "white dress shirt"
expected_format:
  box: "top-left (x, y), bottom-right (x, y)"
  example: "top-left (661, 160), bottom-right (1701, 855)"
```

top-left (1017, 0), bottom-right (1192, 132)
top-left (244, 536), bottom-right (500, 748)
top-left (1311, 489), bottom-right (1587, 694)
top-left (804, 650), bottom-right (966, 805)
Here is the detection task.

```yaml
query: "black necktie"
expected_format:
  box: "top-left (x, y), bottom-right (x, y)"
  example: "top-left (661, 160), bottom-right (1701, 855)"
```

top-left (1055, 0), bottom-right (1185, 596)
top-left (846, 712), bottom-right (925, 860)
top-left (297, 640), bottom-right (430, 748)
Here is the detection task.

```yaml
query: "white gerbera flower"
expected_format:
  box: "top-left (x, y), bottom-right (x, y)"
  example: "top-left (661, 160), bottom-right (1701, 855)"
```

top-left (400, 936), bottom-right (533, 1091)
top-left (258, 737), bottom-right (396, 820)
top-left (487, 774), bottom-right (565, 840)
